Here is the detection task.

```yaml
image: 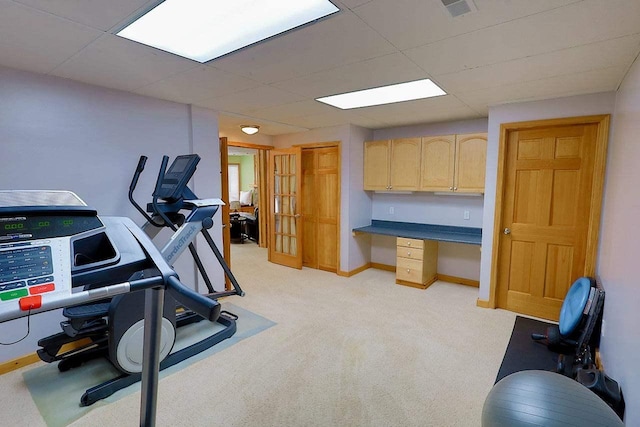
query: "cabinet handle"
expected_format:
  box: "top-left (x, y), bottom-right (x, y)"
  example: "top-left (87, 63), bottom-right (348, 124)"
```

top-left (454, 187), bottom-right (457, 191)
top-left (449, 186), bottom-right (453, 190)
top-left (407, 242), bottom-right (411, 246)
top-left (407, 269), bottom-right (410, 273)
top-left (407, 251), bottom-right (411, 256)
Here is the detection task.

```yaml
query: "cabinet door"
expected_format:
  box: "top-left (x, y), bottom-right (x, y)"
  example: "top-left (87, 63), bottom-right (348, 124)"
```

top-left (390, 138), bottom-right (421, 190)
top-left (364, 140), bottom-right (390, 190)
top-left (419, 135), bottom-right (455, 191)
top-left (455, 133), bottom-right (487, 193)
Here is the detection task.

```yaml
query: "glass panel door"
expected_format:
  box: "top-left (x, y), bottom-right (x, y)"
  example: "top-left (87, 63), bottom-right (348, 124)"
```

top-left (268, 147), bottom-right (302, 268)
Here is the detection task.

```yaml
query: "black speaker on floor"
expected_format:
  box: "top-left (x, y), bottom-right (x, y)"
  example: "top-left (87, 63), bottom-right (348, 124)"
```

top-left (576, 368), bottom-right (625, 421)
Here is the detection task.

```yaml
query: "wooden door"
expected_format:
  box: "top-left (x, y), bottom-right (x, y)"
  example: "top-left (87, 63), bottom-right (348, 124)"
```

top-left (219, 137), bottom-right (231, 290)
top-left (268, 147), bottom-right (303, 269)
top-left (363, 140), bottom-right (390, 190)
top-left (302, 150), bottom-right (316, 267)
top-left (455, 133), bottom-right (487, 193)
top-left (419, 135), bottom-right (455, 191)
top-left (302, 146), bottom-right (339, 272)
top-left (390, 138), bottom-right (421, 190)
top-left (497, 124), bottom-right (599, 320)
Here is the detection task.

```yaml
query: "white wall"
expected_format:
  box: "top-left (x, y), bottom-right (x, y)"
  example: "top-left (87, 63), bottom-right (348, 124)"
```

top-left (190, 106), bottom-right (224, 292)
top-left (480, 92), bottom-right (617, 301)
top-left (0, 67), bottom-right (222, 361)
top-left (371, 192), bottom-right (483, 227)
top-left (346, 124), bottom-right (374, 271)
top-left (273, 124), bottom-right (373, 272)
top-left (597, 56), bottom-right (640, 424)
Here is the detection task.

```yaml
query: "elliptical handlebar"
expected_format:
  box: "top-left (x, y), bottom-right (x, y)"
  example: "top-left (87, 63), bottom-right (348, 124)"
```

top-left (129, 155), bottom-right (164, 228)
top-left (130, 155), bottom-right (148, 192)
top-left (152, 156), bottom-right (178, 232)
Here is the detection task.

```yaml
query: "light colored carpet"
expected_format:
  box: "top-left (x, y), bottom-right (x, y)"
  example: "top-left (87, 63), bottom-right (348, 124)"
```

top-left (22, 303), bottom-right (275, 427)
top-left (0, 243), bottom-right (516, 426)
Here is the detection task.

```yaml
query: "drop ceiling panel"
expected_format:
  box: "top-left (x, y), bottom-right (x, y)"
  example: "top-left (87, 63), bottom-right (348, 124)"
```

top-left (135, 65), bottom-right (261, 105)
top-left (50, 34), bottom-right (198, 93)
top-left (353, 0), bottom-right (580, 51)
top-left (405, 0), bottom-right (640, 76)
top-left (282, 109), bottom-right (388, 129)
top-left (272, 52), bottom-right (428, 98)
top-left (457, 66), bottom-right (625, 109)
top-left (436, 35), bottom-right (640, 93)
top-left (12, 0), bottom-right (153, 31)
top-left (218, 113), bottom-right (308, 136)
top-left (196, 85), bottom-right (306, 114)
top-left (242, 100), bottom-right (338, 122)
top-left (0, 1), bottom-right (102, 74)
top-left (212, 10), bottom-right (397, 84)
top-left (354, 95), bottom-right (481, 125)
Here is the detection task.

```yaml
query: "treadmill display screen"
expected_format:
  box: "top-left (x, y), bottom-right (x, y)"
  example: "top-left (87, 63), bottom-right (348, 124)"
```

top-left (0, 215), bottom-right (103, 242)
top-left (0, 246), bottom-right (53, 284)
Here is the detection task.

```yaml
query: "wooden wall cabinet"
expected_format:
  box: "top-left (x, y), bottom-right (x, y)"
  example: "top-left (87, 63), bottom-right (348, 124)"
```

top-left (395, 238), bottom-right (438, 289)
top-left (364, 138), bottom-right (421, 191)
top-left (419, 133), bottom-right (487, 193)
top-left (364, 133), bottom-right (487, 193)
top-left (363, 140), bottom-right (390, 191)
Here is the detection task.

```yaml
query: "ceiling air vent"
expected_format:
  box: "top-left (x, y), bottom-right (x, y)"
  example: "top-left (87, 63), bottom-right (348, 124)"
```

top-left (441, 0), bottom-right (477, 17)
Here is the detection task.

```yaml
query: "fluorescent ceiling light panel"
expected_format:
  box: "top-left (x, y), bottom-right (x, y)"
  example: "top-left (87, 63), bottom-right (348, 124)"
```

top-left (316, 79), bottom-right (447, 109)
top-left (117, 0), bottom-right (339, 63)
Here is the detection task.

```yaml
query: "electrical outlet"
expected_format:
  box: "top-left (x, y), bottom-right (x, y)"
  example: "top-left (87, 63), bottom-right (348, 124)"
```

top-left (464, 210), bottom-right (470, 220)
top-left (389, 206), bottom-right (394, 215)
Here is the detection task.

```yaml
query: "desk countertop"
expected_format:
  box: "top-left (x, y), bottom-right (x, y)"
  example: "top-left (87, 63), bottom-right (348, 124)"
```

top-left (353, 220), bottom-right (482, 245)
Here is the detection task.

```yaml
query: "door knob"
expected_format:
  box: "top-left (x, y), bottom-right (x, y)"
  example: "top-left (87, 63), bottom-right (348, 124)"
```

top-left (503, 228), bottom-right (511, 235)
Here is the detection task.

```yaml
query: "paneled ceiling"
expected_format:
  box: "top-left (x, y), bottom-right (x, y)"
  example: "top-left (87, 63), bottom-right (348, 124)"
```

top-left (2, 0), bottom-right (639, 135)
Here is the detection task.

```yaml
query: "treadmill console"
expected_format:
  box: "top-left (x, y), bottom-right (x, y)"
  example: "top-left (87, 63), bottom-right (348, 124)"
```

top-left (0, 191), bottom-right (120, 321)
top-left (0, 238), bottom-right (72, 311)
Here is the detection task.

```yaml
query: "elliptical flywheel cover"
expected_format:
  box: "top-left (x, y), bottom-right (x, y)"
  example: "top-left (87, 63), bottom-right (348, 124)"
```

top-left (115, 317), bottom-right (176, 374)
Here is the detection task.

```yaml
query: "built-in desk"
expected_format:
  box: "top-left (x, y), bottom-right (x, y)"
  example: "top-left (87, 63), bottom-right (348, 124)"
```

top-left (353, 221), bottom-right (482, 289)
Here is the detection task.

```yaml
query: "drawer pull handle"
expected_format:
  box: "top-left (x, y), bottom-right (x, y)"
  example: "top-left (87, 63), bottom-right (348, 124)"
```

top-left (407, 251), bottom-right (411, 256)
top-left (407, 269), bottom-right (410, 273)
top-left (407, 242), bottom-right (411, 246)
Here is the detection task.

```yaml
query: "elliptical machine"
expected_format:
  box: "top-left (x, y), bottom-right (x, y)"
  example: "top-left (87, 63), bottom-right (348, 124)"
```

top-left (36, 154), bottom-right (244, 406)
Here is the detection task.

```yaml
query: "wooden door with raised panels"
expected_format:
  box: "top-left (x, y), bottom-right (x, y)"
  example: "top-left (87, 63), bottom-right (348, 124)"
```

top-left (455, 133), bottom-right (487, 193)
top-left (302, 146), bottom-right (339, 272)
top-left (497, 124), bottom-right (598, 320)
top-left (268, 147), bottom-right (303, 269)
top-left (419, 135), bottom-right (455, 191)
top-left (389, 138), bottom-right (421, 190)
top-left (363, 140), bottom-right (390, 190)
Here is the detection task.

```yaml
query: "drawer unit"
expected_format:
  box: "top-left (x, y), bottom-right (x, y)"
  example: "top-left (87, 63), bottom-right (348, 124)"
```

top-left (396, 238), bottom-right (438, 289)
